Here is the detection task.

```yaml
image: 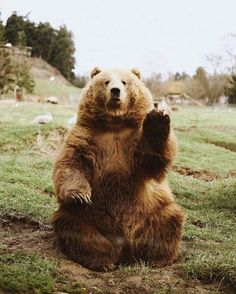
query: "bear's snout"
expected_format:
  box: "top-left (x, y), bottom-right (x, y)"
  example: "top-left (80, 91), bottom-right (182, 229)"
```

top-left (110, 87), bottom-right (121, 99)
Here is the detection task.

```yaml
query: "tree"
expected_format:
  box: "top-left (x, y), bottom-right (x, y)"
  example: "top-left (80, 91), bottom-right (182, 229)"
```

top-left (4, 12), bottom-right (25, 45)
top-left (0, 20), bottom-right (5, 43)
top-left (50, 25), bottom-right (75, 81)
top-left (0, 47), bottom-right (35, 96)
top-left (225, 75), bottom-right (236, 104)
top-left (32, 22), bottom-right (55, 61)
top-left (207, 74), bottom-right (228, 104)
top-left (4, 12), bottom-right (76, 82)
top-left (17, 30), bottom-right (26, 49)
top-left (186, 67), bottom-right (209, 100)
top-left (174, 72), bottom-right (181, 81)
top-left (143, 73), bottom-right (164, 97)
top-left (73, 75), bottom-right (89, 88)
top-left (15, 61), bottom-right (35, 93)
top-left (0, 49), bottom-right (16, 96)
top-left (24, 19), bottom-right (37, 48)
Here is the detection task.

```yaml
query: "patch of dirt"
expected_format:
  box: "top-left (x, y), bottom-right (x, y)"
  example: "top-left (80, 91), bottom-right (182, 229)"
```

top-left (206, 140), bottom-right (236, 152)
top-left (174, 125), bottom-right (197, 132)
top-left (174, 166), bottom-right (217, 181)
top-left (0, 213), bottom-right (233, 294)
top-left (208, 125), bottom-right (236, 133)
top-left (229, 171), bottom-right (236, 178)
top-left (0, 99), bottom-right (17, 105)
top-left (191, 220), bottom-right (206, 228)
top-left (0, 213), bottom-right (50, 232)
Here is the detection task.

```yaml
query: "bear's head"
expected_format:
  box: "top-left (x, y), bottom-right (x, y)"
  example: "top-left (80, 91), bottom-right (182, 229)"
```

top-left (78, 68), bottom-right (153, 128)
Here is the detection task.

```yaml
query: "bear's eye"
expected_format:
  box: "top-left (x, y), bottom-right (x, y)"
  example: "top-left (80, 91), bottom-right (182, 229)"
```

top-left (122, 80), bottom-right (126, 85)
top-left (105, 80), bottom-right (110, 85)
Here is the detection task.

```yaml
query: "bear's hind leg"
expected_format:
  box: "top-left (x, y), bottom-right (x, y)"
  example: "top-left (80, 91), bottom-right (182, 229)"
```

top-left (132, 203), bottom-right (184, 266)
top-left (53, 206), bottom-right (121, 271)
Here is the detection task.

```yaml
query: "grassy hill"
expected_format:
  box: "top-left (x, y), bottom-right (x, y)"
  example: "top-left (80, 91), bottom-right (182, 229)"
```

top-left (3, 56), bottom-right (81, 102)
top-left (28, 57), bottom-right (81, 102)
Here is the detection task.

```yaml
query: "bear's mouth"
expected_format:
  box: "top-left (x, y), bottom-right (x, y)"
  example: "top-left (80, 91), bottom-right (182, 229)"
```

top-left (107, 98), bottom-right (122, 108)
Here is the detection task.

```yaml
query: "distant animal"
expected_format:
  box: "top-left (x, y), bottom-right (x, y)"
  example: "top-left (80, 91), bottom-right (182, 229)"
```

top-left (32, 113), bottom-right (53, 124)
top-left (52, 67), bottom-right (184, 271)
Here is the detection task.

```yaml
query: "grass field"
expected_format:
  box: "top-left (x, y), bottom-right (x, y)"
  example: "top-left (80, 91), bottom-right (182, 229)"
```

top-left (0, 101), bottom-right (235, 293)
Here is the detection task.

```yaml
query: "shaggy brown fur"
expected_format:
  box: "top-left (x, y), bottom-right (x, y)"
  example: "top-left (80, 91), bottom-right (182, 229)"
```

top-left (52, 68), bottom-right (184, 271)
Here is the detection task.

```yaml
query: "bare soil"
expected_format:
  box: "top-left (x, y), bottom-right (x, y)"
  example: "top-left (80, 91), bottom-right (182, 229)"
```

top-left (173, 166), bottom-right (217, 181)
top-left (206, 140), bottom-right (236, 152)
top-left (174, 126), bottom-right (197, 133)
top-left (0, 213), bottom-right (231, 294)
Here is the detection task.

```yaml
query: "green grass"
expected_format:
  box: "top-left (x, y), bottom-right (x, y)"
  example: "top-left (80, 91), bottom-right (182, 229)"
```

top-left (0, 251), bottom-right (57, 293)
top-left (171, 107), bottom-right (236, 288)
top-left (0, 103), bottom-right (236, 292)
top-left (34, 78), bottom-right (81, 102)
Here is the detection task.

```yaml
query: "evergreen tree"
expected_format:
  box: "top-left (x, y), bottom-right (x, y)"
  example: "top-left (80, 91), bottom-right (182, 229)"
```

top-left (15, 61), bottom-right (35, 93)
top-left (0, 49), bottom-right (16, 96)
top-left (17, 30), bottom-right (26, 49)
top-left (24, 19), bottom-right (37, 48)
top-left (4, 12), bottom-right (76, 82)
top-left (4, 12), bottom-right (25, 45)
top-left (225, 75), bottom-right (236, 104)
top-left (0, 20), bottom-right (5, 43)
top-left (32, 22), bottom-right (55, 61)
top-left (50, 25), bottom-right (75, 81)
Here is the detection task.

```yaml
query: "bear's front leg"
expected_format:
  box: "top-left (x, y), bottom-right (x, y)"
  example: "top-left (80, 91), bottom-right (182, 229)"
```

top-left (53, 147), bottom-right (92, 204)
top-left (138, 109), bottom-right (177, 178)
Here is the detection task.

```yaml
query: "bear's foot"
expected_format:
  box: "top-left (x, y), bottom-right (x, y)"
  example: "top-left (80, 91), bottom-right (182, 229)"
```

top-left (147, 255), bottom-right (177, 267)
top-left (80, 256), bottom-right (117, 272)
top-left (53, 206), bottom-right (122, 272)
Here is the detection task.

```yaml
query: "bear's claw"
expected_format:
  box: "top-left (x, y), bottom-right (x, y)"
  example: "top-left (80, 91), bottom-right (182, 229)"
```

top-left (66, 190), bottom-right (92, 205)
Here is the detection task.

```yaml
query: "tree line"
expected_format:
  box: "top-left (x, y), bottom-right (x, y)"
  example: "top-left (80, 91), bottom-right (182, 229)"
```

top-left (1, 11), bottom-right (75, 81)
top-left (144, 65), bottom-right (236, 104)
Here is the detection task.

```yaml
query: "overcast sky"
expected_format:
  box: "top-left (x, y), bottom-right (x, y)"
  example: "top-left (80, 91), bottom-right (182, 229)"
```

top-left (1, 0), bottom-right (236, 76)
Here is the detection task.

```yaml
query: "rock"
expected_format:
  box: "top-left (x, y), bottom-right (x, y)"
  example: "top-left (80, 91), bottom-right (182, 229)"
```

top-left (45, 96), bottom-right (58, 104)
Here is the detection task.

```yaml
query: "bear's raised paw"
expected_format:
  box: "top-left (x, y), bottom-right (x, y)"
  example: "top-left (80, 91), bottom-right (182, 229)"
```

top-left (143, 109), bottom-right (170, 137)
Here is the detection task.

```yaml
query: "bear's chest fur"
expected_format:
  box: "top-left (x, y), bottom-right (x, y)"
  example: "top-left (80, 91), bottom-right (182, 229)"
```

top-left (94, 129), bottom-right (132, 175)
top-left (91, 128), bottom-right (138, 204)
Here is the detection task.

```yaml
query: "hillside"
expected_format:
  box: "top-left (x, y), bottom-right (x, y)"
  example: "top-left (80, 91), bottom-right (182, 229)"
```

top-left (28, 57), bottom-right (70, 84)
top-left (27, 57), bottom-right (81, 102)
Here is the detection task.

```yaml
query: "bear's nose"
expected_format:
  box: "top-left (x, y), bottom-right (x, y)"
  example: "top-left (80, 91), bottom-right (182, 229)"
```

top-left (110, 88), bottom-right (120, 98)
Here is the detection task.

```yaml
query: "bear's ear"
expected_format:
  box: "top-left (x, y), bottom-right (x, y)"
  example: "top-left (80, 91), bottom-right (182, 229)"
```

top-left (131, 68), bottom-right (141, 79)
top-left (91, 67), bottom-right (102, 78)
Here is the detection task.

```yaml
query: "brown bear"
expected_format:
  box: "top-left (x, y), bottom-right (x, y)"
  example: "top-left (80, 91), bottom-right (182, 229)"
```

top-left (52, 67), bottom-right (184, 271)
